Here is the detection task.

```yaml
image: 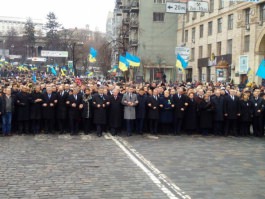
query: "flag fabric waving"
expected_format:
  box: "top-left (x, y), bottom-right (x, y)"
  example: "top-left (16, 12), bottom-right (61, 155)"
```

top-left (176, 53), bottom-right (188, 72)
top-left (89, 47), bottom-right (97, 63)
top-left (256, 59), bottom-right (265, 79)
top-left (125, 52), bottom-right (141, 67)
top-left (119, 55), bottom-right (129, 72)
top-left (32, 73), bottom-right (37, 83)
top-left (50, 67), bottom-right (57, 76)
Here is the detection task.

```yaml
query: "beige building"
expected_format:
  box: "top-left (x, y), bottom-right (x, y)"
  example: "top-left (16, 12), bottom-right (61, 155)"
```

top-left (177, 0), bottom-right (265, 85)
top-left (114, 0), bottom-right (179, 82)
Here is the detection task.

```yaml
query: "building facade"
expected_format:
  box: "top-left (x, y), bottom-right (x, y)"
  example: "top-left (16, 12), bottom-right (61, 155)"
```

top-left (0, 16), bottom-right (44, 36)
top-left (113, 0), bottom-right (179, 82)
top-left (177, 0), bottom-right (265, 85)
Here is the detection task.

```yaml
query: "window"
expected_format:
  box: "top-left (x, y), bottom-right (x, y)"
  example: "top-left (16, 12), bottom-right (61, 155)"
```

top-left (227, 39), bottom-right (233, 54)
top-left (209, 0), bottom-right (214, 13)
top-left (185, 30), bottom-right (188, 43)
top-left (228, 14), bottom-right (233, 30)
top-left (244, 35), bottom-right (250, 52)
top-left (191, 48), bottom-right (195, 61)
top-left (208, 21), bottom-right (213, 36)
top-left (199, 46), bottom-right (203, 58)
top-left (207, 44), bottom-right (212, 58)
top-left (245, 8), bottom-right (250, 25)
top-left (219, 0), bottom-right (224, 9)
top-left (229, 1), bottom-right (235, 6)
top-left (260, 4), bottom-right (265, 22)
top-left (217, 42), bottom-right (222, 56)
top-left (154, 0), bottom-right (166, 3)
top-left (186, 13), bottom-right (190, 23)
top-left (192, 27), bottom-right (195, 41)
top-left (153, 12), bottom-right (165, 22)
top-left (192, 12), bottom-right (197, 20)
top-left (199, 25), bottom-right (204, 38)
top-left (217, 18), bottom-right (222, 33)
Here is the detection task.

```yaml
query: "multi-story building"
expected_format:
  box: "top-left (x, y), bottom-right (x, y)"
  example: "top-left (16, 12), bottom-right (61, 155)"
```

top-left (177, 0), bottom-right (265, 85)
top-left (0, 16), bottom-right (44, 36)
top-left (114, 0), bottom-right (179, 82)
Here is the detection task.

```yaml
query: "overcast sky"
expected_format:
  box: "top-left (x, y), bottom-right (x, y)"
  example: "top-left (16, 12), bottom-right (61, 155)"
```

top-left (1, 0), bottom-right (115, 32)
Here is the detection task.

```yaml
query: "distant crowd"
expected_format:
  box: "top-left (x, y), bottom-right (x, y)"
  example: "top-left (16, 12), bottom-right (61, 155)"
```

top-left (0, 71), bottom-right (264, 138)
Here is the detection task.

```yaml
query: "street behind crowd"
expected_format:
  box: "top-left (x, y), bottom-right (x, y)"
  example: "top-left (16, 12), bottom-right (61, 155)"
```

top-left (0, 133), bottom-right (264, 199)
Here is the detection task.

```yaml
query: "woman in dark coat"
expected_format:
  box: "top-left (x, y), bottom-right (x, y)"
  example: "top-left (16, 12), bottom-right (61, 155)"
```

top-left (108, 89), bottom-right (123, 136)
top-left (30, 85), bottom-right (43, 134)
top-left (159, 90), bottom-right (174, 134)
top-left (198, 94), bottom-right (214, 136)
top-left (82, 88), bottom-right (93, 134)
top-left (184, 92), bottom-right (198, 135)
top-left (239, 93), bottom-right (253, 136)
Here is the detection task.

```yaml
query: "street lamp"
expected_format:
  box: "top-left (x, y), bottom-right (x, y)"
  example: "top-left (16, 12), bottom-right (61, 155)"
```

top-left (71, 41), bottom-right (84, 76)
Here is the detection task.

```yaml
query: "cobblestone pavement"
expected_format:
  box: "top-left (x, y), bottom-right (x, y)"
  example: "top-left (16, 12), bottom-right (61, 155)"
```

top-left (0, 133), bottom-right (265, 199)
top-left (125, 134), bottom-right (265, 199)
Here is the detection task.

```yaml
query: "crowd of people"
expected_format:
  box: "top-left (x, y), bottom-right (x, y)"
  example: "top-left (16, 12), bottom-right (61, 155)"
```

top-left (0, 72), bottom-right (264, 138)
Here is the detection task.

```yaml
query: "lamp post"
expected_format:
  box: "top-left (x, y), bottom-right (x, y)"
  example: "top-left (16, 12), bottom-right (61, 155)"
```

top-left (71, 42), bottom-right (84, 76)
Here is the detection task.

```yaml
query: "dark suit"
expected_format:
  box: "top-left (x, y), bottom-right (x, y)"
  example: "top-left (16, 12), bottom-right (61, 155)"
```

top-left (16, 91), bottom-right (30, 134)
top-left (224, 95), bottom-right (240, 136)
top-left (56, 91), bottom-right (69, 133)
top-left (92, 94), bottom-right (109, 136)
top-left (172, 94), bottom-right (187, 135)
top-left (68, 94), bottom-right (82, 135)
top-left (108, 95), bottom-right (123, 135)
top-left (250, 97), bottom-right (264, 136)
top-left (147, 95), bottom-right (160, 135)
top-left (211, 95), bottom-right (224, 135)
top-left (42, 92), bottom-right (57, 133)
top-left (136, 94), bottom-right (147, 134)
top-left (30, 91), bottom-right (43, 134)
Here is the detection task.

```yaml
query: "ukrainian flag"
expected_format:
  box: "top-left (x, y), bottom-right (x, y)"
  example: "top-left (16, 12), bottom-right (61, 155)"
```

top-left (176, 53), bottom-right (188, 72)
top-left (119, 55), bottom-right (129, 72)
top-left (85, 71), bottom-right (93, 77)
top-left (125, 52), bottom-right (141, 67)
top-left (89, 47), bottom-right (97, 63)
top-left (61, 69), bottom-right (66, 76)
top-left (31, 66), bottom-right (37, 71)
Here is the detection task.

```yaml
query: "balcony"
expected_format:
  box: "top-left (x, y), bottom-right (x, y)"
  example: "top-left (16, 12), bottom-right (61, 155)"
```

top-left (116, 0), bottom-right (122, 5)
top-left (130, 1), bottom-right (139, 13)
top-left (122, 6), bottom-right (130, 13)
top-left (129, 21), bottom-right (138, 29)
top-left (130, 39), bottom-right (138, 47)
top-left (115, 9), bottom-right (122, 16)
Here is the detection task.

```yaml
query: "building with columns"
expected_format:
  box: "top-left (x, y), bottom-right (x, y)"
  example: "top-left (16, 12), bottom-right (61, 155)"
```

top-left (177, 0), bottom-right (265, 85)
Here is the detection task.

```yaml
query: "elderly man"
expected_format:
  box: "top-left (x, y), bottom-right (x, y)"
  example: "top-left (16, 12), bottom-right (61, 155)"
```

top-left (122, 87), bottom-right (138, 136)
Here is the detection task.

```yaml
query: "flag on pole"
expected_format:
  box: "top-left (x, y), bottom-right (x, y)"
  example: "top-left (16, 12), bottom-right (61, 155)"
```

top-left (125, 52), bottom-right (141, 67)
top-left (119, 55), bottom-right (129, 72)
top-left (32, 73), bottom-right (37, 83)
top-left (89, 47), bottom-right (97, 63)
top-left (256, 59), bottom-right (265, 79)
top-left (51, 67), bottom-right (57, 76)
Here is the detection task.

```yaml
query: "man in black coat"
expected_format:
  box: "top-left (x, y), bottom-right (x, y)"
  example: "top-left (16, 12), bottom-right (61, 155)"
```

top-left (136, 88), bottom-right (147, 134)
top-left (147, 89), bottom-right (160, 135)
top-left (16, 86), bottom-right (30, 135)
top-left (108, 89), bottom-right (123, 136)
top-left (92, 86), bottom-right (110, 137)
top-left (42, 86), bottom-right (58, 134)
top-left (211, 89), bottom-right (224, 136)
top-left (223, 89), bottom-right (240, 136)
top-left (67, 87), bottom-right (83, 135)
top-left (30, 85), bottom-right (43, 135)
top-left (172, 87), bottom-right (188, 135)
top-left (56, 85), bottom-right (69, 134)
top-left (250, 89), bottom-right (264, 137)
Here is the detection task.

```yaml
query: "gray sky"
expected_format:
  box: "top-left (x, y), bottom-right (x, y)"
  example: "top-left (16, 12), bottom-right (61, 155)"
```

top-left (1, 0), bottom-right (115, 32)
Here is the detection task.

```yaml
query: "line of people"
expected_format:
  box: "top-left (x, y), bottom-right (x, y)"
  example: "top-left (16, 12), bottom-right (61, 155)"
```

top-left (0, 82), bottom-right (264, 138)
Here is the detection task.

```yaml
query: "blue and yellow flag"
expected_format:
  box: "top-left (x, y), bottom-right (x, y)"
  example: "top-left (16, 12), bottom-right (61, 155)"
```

top-left (89, 47), bottom-right (97, 63)
top-left (256, 59), bottom-right (265, 79)
top-left (31, 65), bottom-right (37, 71)
top-left (119, 55), bottom-right (129, 72)
top-left (61, 69), bottom-right (66, 76)
top-left (126, 52), bottom-right (141, 67)
top-left (32, 73), bottom-right (37, 83)
top-left (176, 53), bottom-right (188, 72)
top-left (51, 67), bottom-right (57, 76)
top-left (85, 70), bottom-right (94, 77)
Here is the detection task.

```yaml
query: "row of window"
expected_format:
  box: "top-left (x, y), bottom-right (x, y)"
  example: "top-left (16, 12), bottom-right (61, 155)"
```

top-left (153, 0), bottom-right (166, 4)
top-left (190, 36), bottom-right (250, 61)
top-left (187, 3), bottom-right (265, 24)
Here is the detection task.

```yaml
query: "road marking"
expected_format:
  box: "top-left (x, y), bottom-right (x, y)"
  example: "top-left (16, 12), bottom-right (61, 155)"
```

top-left (107, 133), bottom-right (191, 199)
